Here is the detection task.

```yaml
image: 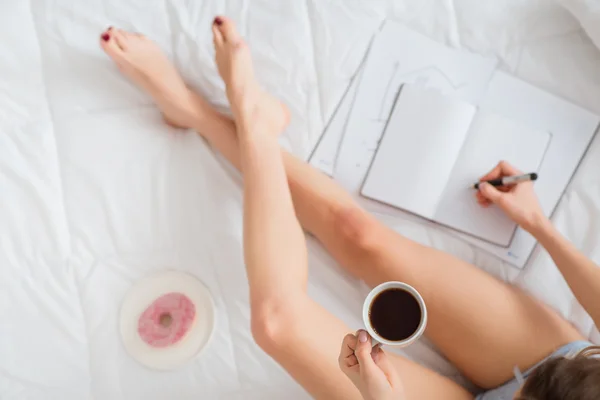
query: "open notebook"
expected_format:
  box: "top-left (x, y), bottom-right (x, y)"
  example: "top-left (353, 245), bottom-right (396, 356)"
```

top-left (361, 84), bottom-right (551, 246)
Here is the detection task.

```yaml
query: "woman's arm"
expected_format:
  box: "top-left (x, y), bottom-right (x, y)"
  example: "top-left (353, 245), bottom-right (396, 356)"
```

top-left (530, 219), bottom-right (600, 329)
top-left (478, 161), bottom-right (600, 330)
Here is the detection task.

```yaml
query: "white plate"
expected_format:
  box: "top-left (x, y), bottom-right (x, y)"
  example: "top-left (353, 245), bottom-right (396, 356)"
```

top-left (119, 270), bottom-right (215, 370)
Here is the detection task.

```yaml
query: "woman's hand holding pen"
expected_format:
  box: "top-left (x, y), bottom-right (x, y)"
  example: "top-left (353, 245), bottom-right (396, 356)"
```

top-left (479, 162), bottom-right (600, 337)
top-left (476, 161), bottom-right (549, 234)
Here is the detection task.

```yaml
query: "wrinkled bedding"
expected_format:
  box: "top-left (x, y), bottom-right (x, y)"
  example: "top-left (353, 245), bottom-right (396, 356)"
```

top-left (1, 1), bottom-right (600, 399)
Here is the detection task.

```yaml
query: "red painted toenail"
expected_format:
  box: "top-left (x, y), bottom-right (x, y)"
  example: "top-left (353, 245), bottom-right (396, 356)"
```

top-left (214, 17), bottom-right (223, 26)
top-left (101, 33), bottom-right (110, 41)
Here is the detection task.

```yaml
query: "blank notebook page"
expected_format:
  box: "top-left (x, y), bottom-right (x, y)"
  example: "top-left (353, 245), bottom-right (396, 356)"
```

top-left (434, 111), bottom-right (550, 245)
top-left (361, 85), bottom-right (476, 219)
top-left (362, 85), bottom-right (551, 246)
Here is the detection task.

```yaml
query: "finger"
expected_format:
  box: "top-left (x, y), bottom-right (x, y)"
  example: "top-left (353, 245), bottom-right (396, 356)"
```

top-left (371, 345), bottom-right (383, 362)
top-left (498, 160), bottom-right (522, 176)
top-left (479, 162), bottom-right (504, 182)
top-left (339, 333), bottom-right (358, 363)
top-left (480, 160), bottom-right (523, 182)
top-left (475, 190), bottom-right (492, 206)
top-left (478, 198), bottom-right (492, 206)
top-left (345, 354), bottom-right (358, 368)
top-left (372, 347), bottom-right (401, 386)
top-left (475, 192), bottom-right (486, 202)
top-left (477, 197), bottom-right (492, 207)
top-left (478, 199), bottom-right (492, 208)
top-left (355, 331), bottom-right (383, 376)
top-left (479, 182), bottom-right (504, 204)
top-left (477, 185), bottom-right (510, 201)
top-left (355, 331), bottom-right (374, 363)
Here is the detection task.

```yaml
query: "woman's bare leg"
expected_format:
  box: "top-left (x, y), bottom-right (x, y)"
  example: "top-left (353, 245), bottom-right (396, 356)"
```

top-left (100, 22), bottom-right (582, 392)
top-left (192, 105), bottom-right (583, 389)
top-left (99, 23), bottom-right (470, 399)
top-left (211, 18), bottom-right (470, 399)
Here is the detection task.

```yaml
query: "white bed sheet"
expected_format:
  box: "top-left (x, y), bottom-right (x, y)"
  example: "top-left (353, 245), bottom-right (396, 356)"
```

top-left (1, 0), bottom-right (599, 399)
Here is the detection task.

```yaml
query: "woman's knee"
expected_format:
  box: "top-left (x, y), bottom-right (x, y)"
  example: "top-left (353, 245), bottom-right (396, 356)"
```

top-left (250, 297), bottom-right (300, 354)
top-left (333, 206), bottom-right (380, 253)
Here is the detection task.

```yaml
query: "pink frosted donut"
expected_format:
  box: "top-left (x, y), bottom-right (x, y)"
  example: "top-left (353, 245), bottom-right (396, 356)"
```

top-left (137, 292), bottom-right (196, 348)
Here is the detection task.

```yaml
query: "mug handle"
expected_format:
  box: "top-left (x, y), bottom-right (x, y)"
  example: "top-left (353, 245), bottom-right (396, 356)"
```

top-left (371, 337), bottom-right (381, 348)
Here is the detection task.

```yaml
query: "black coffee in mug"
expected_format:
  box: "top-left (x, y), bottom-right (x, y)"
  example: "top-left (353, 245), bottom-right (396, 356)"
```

top-left (369, 288), bottom-right (422, 342)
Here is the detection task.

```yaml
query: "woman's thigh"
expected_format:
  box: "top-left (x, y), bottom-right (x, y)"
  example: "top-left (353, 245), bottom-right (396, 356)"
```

top-left (318, 208), bottom-right (583, 389)
top-left (260, 296), bottom-right (472, 399)
top-left (272, 149), bottom-right (581, 389)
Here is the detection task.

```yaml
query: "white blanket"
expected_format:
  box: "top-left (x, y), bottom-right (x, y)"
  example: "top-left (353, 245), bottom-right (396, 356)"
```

top-left (559, 0), bottom-right (600, 49)
top-left (1, 1), bottom-right (599, 399)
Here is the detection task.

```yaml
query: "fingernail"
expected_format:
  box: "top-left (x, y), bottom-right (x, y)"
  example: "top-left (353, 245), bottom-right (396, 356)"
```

top-left (358, 331), bottom-right (368, 343)
top-left (214, 17), bottom-right (223, 26)
top-left (101, 33), bottom-right (110, 41)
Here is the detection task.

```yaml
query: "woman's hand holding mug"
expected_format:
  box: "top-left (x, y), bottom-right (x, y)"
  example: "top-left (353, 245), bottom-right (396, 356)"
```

top-left (338, 330), bottom-right (405, 400)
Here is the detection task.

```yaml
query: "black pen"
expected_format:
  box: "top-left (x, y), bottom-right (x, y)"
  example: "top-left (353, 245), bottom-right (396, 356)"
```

top-left (472, 173), bottom-right (538, 190)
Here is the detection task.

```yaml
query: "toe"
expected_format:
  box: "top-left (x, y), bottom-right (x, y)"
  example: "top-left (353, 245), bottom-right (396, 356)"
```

top-left (100, 32), bottom-right (125, 61)
top-left (112, 29), bottom-right (129, 50)
top-left (212, 23), bottom-right (224, 47)
top-left (215, 16), bottom-right (241, 44)
top-left (120, 30), bottom-right (140, 40)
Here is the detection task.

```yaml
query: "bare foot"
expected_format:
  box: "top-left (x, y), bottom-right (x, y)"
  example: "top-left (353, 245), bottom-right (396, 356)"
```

top-left (99, 27), bottom-right (206, 129)
top-left (211, 17), bottom-right (290, 136)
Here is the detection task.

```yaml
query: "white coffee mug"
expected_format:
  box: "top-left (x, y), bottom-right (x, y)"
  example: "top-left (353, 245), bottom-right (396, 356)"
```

top-left (362, 281), bottom-right (427, 347)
